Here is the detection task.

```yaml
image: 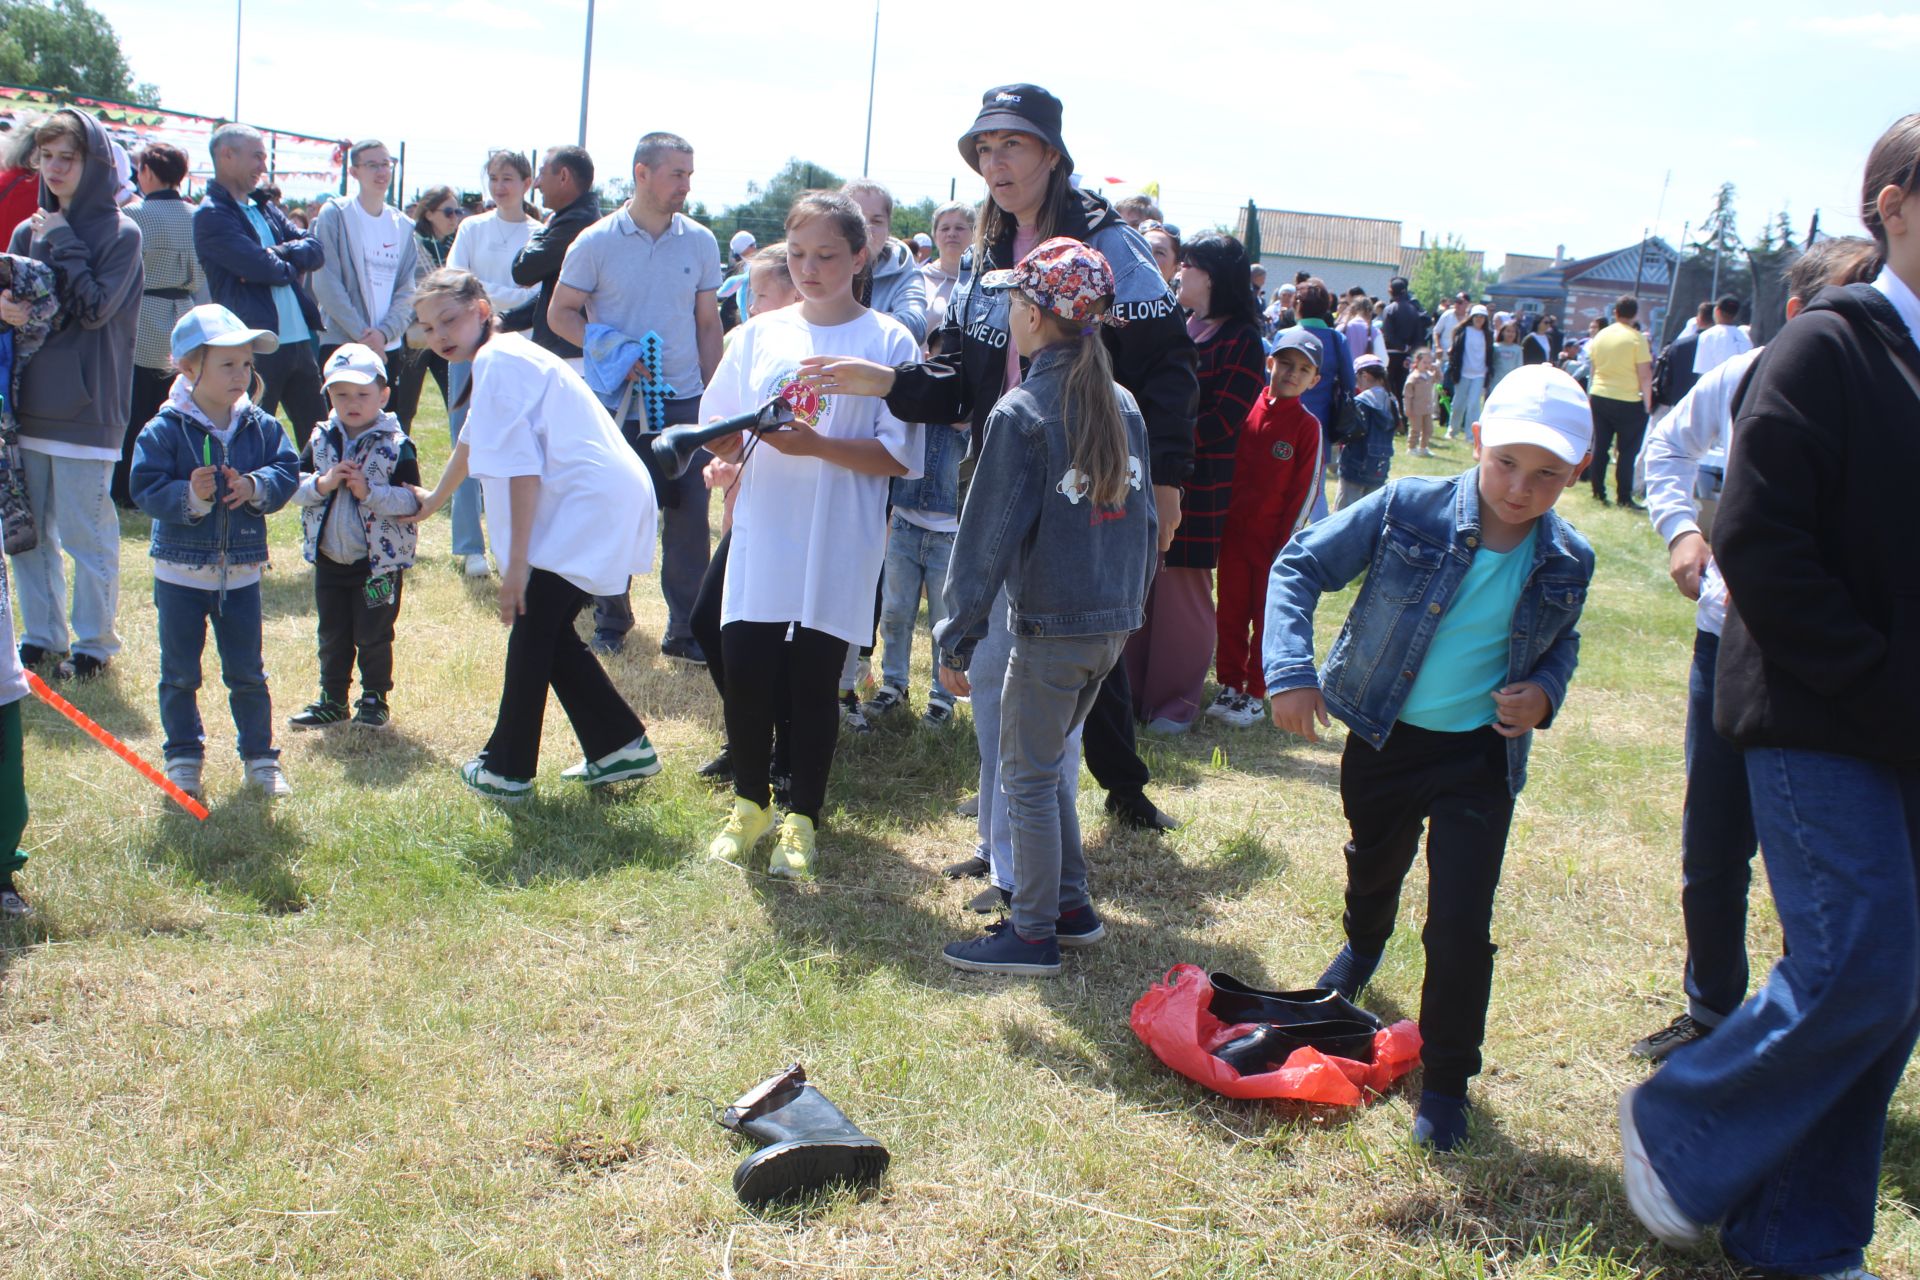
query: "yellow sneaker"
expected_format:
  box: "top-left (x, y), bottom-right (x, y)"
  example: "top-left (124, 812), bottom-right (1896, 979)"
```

top-left (767, 813), bottom-right (816, 880)
top-left (709, 797), bottom-right (774, 862)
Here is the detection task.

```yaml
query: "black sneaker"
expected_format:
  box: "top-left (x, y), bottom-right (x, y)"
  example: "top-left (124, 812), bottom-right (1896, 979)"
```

top-left (698, 747), bottom-right (733, 782)
top-left (1105, 789), bottom-right (1180, 833)
top-left (968, 884), bottom-right (1010, 914)
top-left (922, 698), bottom-right (956, 728)
top-left (588, 634), bottom-right (625, 657)
top-left (63, 654), bottom-right (109, 680)
top-left (861, 684), bottom-right (906, 720)
top-left (352, 694), bottom-right (392, 731)
top-left (1054, 905), bottom-right (1107, 948)
top-left (660, 636), bottom-right (706, 666)
top-left (943, 854), bottom-right (989, 880)
top-left (16, 643), bottom-right (56, 670)
top-left (1630, 1012), bottom-right (1713, 1062)
top-left (0, 885), bottom-right (30, 919)
top-left (288, 696), bottom-right (351, 730)
top-left (840, 690), bottom-right (871, 734)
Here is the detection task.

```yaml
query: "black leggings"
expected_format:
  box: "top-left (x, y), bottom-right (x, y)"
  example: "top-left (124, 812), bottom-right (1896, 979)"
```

top-left (481, 568), bottom-right (644, 779)
top-left (722, 621), bottom-right (843, 824)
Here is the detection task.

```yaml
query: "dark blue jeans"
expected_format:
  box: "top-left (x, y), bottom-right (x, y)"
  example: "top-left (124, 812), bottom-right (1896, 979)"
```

top-left (1681, 629), bottom-right (1760, 1024)
top-left (154, 579), bottom-right (276, 761)
top-left (1636, 748), bottom-right (1920, 1275)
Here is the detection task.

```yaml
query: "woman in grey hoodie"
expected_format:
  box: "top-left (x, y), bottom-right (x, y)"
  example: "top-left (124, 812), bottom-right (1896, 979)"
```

top-left (842, 179), bottom-right (928, 343)
top-left (1, 108), bottom-right (143, 680)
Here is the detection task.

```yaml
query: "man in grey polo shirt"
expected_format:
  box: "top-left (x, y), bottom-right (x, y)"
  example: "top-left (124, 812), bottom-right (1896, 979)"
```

top-left (549, 130), bottom-right (724, 661)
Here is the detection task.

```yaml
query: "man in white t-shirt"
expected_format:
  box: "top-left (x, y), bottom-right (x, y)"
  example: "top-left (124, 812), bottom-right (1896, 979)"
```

top-left (309, 139), bottom-right (419, 372)
top-left (549, 131), bottom-right (724, 663)
top-left (1692, 294), bottom-right (1755, 375)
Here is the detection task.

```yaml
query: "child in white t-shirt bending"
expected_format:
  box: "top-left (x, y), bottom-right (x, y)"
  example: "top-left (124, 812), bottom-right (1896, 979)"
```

top-left (405, 269), bottom-right (660, 802)
top-left (701, 193), bottom-right (923, 879)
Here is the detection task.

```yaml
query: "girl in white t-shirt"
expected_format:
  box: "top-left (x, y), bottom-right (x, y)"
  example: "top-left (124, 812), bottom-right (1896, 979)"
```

top-left (702, 193), bottom-right (923, 878)
top-left (441, 150), bottom-right (543, 576)
top-left (407, 268), bottom-right (660, 802)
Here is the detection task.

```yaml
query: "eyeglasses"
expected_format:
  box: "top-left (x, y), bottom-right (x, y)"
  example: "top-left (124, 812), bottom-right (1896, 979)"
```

top-left (1138, 219), bottom-right (1183, 239)
top-left (435, 205), bottom-right (464, 218)
top-left (354, 159), bottom-right (393, 172)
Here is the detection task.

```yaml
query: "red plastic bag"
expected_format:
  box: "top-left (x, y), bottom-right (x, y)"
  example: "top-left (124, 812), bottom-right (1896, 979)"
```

top-left (1130, 964), bottom-right (1422, 1106)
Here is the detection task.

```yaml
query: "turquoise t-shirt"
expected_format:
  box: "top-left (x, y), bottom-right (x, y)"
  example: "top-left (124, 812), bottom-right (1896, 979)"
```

top-left (243, 203), bottom-right (310, 344)
top-left (1398, 526), bottom-right (1537, 732)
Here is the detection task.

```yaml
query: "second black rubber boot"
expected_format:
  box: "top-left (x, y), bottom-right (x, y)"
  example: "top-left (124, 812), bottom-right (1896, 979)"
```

top-left (718, 1064), bottom-right (889, 1206)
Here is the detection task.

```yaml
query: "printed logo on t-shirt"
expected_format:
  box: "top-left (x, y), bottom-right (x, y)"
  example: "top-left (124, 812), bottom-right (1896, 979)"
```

top-left (773, 372), bottom-right (828, 428)
top-left (1272, 441), bottom-right (1294, 460)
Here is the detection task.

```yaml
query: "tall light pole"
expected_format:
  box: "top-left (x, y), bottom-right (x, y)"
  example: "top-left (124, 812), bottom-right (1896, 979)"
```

top-left (860, 1), bottom-right (878, 175)
top-left (232, 0), bottom-right (243, 119)
top-left (577, 0), bottom-right (595, 147)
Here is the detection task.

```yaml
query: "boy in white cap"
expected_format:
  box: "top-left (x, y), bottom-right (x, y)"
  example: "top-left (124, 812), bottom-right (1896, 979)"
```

top-left (129, 304), bottom-right (302, 799)
top-left (287, 344), bottom-right (422, 730)
top-left (1262, 364), bottom-right (1595, 1150)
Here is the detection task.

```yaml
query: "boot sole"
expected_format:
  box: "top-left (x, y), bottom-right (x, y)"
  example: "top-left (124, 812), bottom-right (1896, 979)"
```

top-left (733, 1138), bottom-right (889, 1205)
top-left (942, 952), bottom-right (1061, 976)
top-left (580, 758), bottom-right (662, 788)
top-left (1055, 923), bottom-right (1107, 948)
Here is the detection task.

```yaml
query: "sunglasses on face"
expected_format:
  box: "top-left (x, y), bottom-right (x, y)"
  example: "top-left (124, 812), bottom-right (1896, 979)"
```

top-left (436, 205), bottom-right (463, 218)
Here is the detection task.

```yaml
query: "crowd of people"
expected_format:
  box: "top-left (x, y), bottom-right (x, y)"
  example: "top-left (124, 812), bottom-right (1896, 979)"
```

top-left (0, 82), bottom-right (1916, 1280)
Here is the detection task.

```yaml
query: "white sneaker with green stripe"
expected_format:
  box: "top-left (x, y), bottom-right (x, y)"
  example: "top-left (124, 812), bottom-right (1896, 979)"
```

top-left (459, 758), bottom-right (533, 802)
top-left (561, 734), bottom-right (661, 788)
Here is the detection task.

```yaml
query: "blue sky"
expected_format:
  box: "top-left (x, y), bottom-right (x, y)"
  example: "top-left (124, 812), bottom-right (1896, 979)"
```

top-left (96, 0), bottom-right (1913, 268)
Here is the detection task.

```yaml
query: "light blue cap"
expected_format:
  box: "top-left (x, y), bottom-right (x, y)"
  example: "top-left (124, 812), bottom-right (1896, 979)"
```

top-left (169, 304), bottom-right (280, 365)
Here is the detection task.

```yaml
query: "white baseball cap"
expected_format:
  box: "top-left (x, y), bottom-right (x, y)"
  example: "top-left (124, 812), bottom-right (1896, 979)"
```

top-left (321, 343), bottom-right (388, 388)
top-left (1476, 365), bottom-right (1593, 464)
top-left (1469, 303), bottom-right (1489, 318)
top-left (169, 304), bottom-right (280, 364)
top-left (912, 232), bottom-right (933, 248)
top-left (729, 230), bottom-right (756, 256)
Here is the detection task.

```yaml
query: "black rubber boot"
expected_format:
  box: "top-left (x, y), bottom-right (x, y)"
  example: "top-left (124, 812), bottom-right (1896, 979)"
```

top-left (718, 1064), bottom-right (889, 1206)
top-left (1207, 972), bottom-right (1383, 1030)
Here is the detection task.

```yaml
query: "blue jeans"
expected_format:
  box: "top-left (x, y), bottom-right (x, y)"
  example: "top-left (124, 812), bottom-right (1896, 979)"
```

top-left (1635, 748), bottom-right (1920, 1275)
top-left (1680, 630), bottom-right (1759, 1024)
top-left (153, 579), bottom-right (276, 761)
top-left (1450, 376), bottom-right (1485, 436)
top-left (14, 451), bottom-right (121, 660)
top-left (877, 513), bottom-right (955, 701)
top-left (1002, 631), bottom-right (1127, 940)
top-left (446, 360), bottom-right (486, 557)
top-left (970, 587), bottom-right (1081, 892)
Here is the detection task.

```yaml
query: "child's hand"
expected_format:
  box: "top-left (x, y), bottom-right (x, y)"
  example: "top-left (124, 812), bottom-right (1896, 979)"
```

top-left (219, 466), bottom-right (256, 509)
top-left (1491, 682), bottom-right (1550, 738)
top-left (497, 559), bottom-right (530, 625)
top-left (938, 665), bottom-right (971, 699)
top-left (757, 421), bottom-right (818, 458)
top-left (342, 463), bottom-right (370, 500)
top-left (1269, 687), bottom-right (1331, 742)
top-left (190, 465), bottom-right (218, 501)
top-left (705, 432), bottom-right (744, 463)
top-left (796, 354), bottom-right (895, 398)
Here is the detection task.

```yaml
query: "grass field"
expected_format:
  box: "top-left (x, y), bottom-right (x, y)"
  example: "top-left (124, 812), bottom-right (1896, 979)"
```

top-left (1, 396), bottom-right (1915, 1279)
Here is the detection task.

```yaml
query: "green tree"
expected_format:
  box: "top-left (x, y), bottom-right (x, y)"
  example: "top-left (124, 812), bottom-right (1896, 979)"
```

top-left (0, 0), bottom-right (157, 103)
top-left (1690, 181), bottom-right (1740, 261)
top-left (717, 158), bottom-right (846, 245)
top-left (1409, 234), bottom-right (1477, 311)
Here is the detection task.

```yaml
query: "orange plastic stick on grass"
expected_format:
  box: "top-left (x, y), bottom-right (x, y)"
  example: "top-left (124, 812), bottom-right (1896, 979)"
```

top-left (26, 671), bottom-right (209, 820)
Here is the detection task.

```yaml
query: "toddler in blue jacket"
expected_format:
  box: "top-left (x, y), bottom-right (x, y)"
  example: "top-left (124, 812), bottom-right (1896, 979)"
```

top-left (129, 305), bottom-right (300, 800)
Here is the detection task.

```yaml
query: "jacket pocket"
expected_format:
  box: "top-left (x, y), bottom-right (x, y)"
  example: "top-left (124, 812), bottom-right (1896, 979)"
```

top-left (18, 346), bottom-right (94, 422)
top-left (1376, 532), bottom-right (1444, 603)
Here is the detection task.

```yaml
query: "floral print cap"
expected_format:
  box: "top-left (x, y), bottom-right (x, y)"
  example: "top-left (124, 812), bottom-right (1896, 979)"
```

top-left (980, 236), bottom-right (1125, 327)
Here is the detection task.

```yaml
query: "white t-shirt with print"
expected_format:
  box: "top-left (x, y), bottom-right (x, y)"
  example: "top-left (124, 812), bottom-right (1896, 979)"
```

top-left (702, 306), bottom-right (923, 647)
top-left (461, 333), bottom-right (658, 598)
top-left (347, 201), bottom-right (405, 349)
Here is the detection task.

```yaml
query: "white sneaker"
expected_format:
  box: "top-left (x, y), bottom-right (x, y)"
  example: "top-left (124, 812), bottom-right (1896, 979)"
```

top-left (1618, 1087), bottom-right (1706, 1249)
top-left (463, 554), bottom-right (492, 578)
top-left (1203, 687), bottom-right (1242, 722)
top-left (244, 757), bottom-right (291, 799)
top-left (165, 756), bottom-right (204, 800)
top-left (1219, 692), bottom-right (1266, 729)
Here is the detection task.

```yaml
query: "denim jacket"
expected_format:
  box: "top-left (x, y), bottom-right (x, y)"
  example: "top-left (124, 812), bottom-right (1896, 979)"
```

top-left (889, 419), bottom-right (966, 516)
top-left (934, 343), bottom-right (1158, 670)
top-left (129, 400), bottom-right (300, 573)
top-left (1337, 385), bottom-right (1397, 484)
top-left (1261, 469), bottom-right (1592, 794)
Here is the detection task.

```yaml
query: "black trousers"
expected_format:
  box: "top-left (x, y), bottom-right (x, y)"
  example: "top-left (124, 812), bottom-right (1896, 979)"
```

top-left (1083, 664), bottom-right (1150, 797)
top-left (117, 364), bottom-right (173, 507)
top-left (722, 621), bottom-right (843, 824)
top-left (1339, 722), bottom-right (1515, 1097)
top-left (392, 347), bottom-right (449, 434)
top-left (692, 527), bottom-right (731, 700)
top-left (255, 342), bottom-right (329, 451)
top-left (314, 556), bottom-right (402, 701)
top-left (1588, 395), bottom-right (1646, 501)
top-left (1386, 350), bottom-right (1410, 408)
top-left (481, 568), bottom-right (645, 779)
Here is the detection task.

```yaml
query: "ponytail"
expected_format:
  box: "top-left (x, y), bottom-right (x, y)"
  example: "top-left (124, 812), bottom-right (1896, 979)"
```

top-left (1037, 302), bottom-right (1130, 508)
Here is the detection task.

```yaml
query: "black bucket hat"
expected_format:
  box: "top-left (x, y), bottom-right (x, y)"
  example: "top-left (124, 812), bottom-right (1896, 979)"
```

top-left (958, 83), bottom-right (1072, 174)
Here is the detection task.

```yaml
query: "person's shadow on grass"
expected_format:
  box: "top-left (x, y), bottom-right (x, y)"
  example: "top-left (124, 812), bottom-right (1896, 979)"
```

top-left (137, 788), bottom-right (310, 914)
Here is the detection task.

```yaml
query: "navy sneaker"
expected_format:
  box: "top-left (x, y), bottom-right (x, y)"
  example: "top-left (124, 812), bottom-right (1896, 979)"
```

top-left (1411, 1090), bottom-right (1472, 1152)
top-left (943, 927), bottom-right (1061, 976)
top-left (1054, 905), bottom-right (1107, 948)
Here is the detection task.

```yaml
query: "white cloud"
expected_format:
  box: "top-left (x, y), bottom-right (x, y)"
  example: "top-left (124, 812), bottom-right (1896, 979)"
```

top-left (449, 0), bottom-right (540, 30)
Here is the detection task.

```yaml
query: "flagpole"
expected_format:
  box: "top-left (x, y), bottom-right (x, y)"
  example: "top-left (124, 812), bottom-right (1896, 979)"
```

top-left (861, 1), bottom-right (878, 176)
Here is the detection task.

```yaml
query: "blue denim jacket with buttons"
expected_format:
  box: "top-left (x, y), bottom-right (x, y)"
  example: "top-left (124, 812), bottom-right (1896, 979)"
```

top-left (129, 403), bottom-right (300, 570)
top-left (888, 417), bottom-right (965, 517)
top-left (1261, 468), bottom-right (1592, 795)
